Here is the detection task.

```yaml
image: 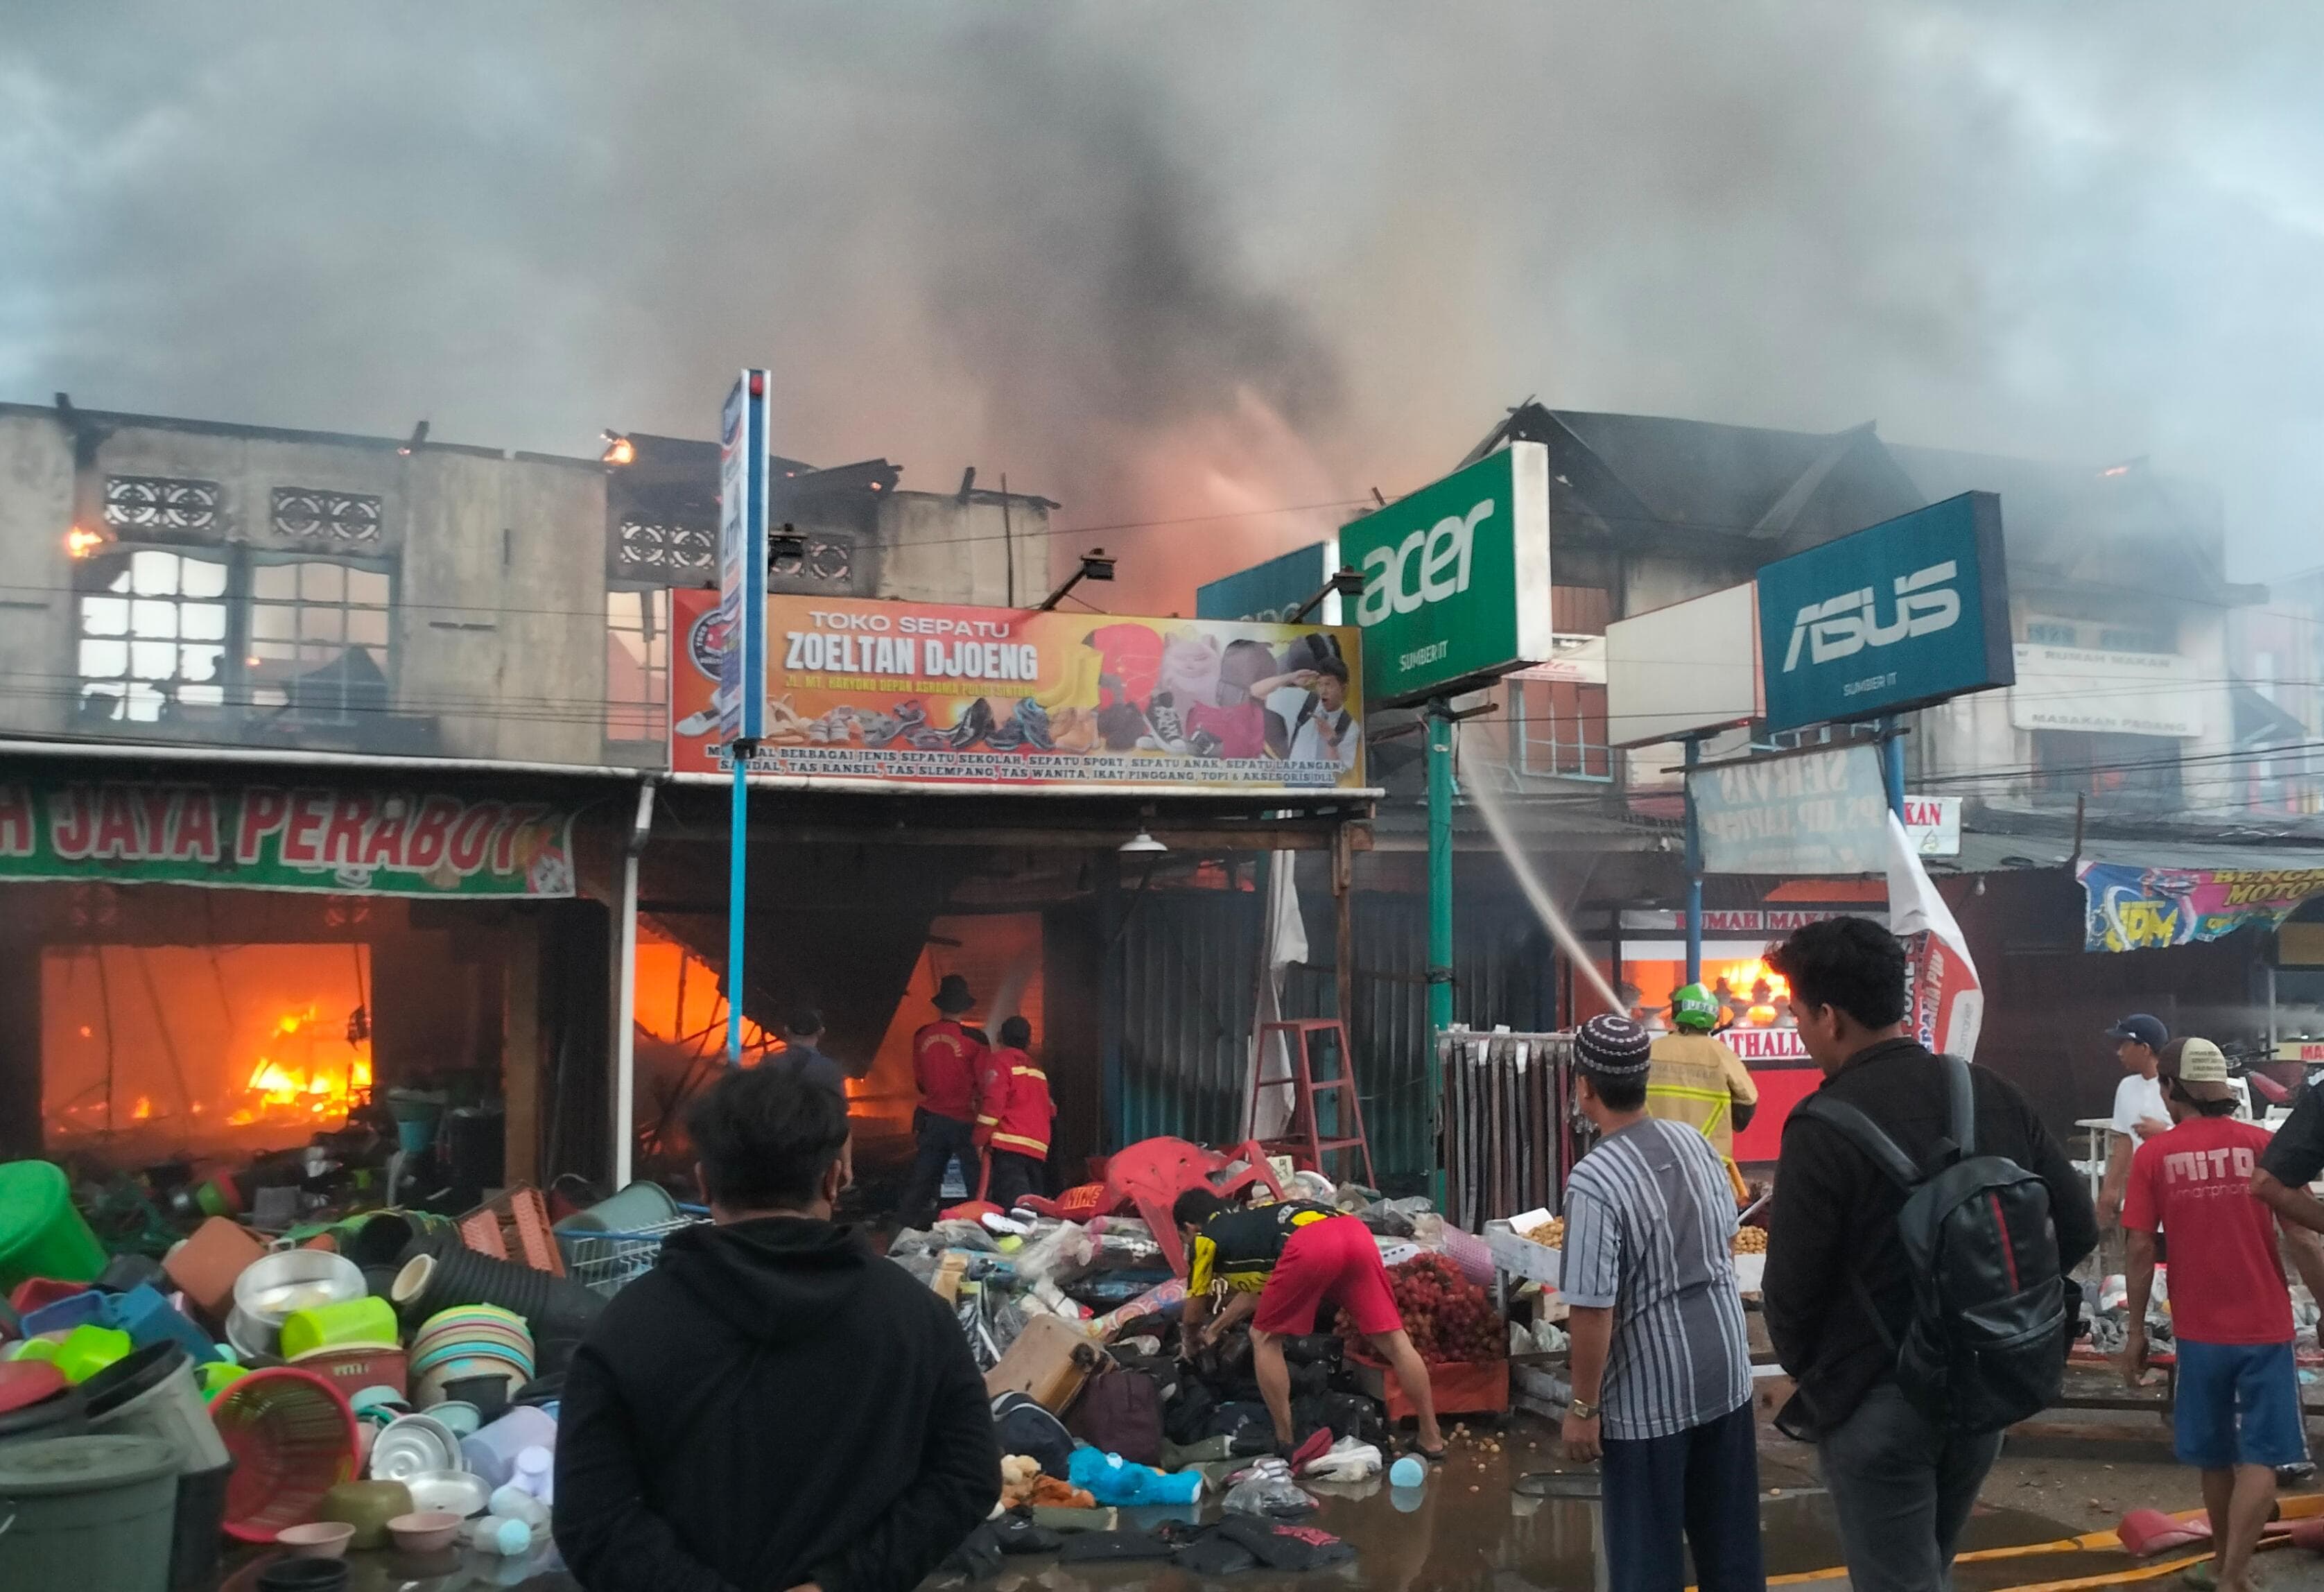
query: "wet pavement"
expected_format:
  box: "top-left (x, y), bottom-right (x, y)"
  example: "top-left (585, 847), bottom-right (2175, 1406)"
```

top-left (208, 1412), bottom-right (2324, 1592)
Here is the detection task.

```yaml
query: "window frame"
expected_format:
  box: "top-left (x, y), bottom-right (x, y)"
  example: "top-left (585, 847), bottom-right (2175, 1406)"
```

top-left (72, 542), bottom-right (397, 730)
top-left (604, 583), bottom-right (673, 747)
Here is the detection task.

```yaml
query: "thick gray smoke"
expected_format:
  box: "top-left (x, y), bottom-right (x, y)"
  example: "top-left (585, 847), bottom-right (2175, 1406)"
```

top-left (3, 2), bottom-right (2321, 605)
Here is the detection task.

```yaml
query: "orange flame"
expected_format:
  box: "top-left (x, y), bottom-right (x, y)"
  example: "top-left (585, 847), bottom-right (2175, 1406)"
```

top-left (64, 525), bottom-right (104, 559)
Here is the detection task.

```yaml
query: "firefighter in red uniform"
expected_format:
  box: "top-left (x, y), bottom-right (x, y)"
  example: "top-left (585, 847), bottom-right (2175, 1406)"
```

top-left (899, 974), bottom-right (985, 1229)
top-left (975, 1015), bottom-right (1055, 1212)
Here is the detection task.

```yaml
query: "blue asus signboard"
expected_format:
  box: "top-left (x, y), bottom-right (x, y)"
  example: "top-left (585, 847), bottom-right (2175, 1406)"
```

top-left (1197, 542), bottom-right (1338, 624)
top-left (1756, 492), bottom-right (2012, 732)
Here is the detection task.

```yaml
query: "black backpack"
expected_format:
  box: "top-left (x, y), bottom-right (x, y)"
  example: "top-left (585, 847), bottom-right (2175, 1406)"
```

top-left (1794, 1053), bottom-right (2067, 1435)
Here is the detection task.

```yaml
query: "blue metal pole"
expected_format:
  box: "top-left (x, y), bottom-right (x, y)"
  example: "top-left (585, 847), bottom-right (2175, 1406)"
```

top-left (1683, 736), bottom-right (1703, 986)
top-left (726, 745), bottom-right (751, 1064)
top-left (1880, 716), bottom-right (1907, 819)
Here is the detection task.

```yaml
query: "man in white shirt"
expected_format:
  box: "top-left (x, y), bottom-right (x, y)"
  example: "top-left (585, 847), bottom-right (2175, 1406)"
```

top-left (1284, 658), bottom-right (1358, 773)
top-left (2099, 1012), bottom-right (2172, 1225)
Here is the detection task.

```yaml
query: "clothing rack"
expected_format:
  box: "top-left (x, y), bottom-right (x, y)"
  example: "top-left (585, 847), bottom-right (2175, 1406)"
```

top-left (1437, 1030), bottom-right (1577, 1233)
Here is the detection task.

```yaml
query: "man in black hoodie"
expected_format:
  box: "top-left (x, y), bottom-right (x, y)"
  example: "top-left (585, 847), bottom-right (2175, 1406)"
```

top-left (555, 1064), bottom-right (1000, 1592)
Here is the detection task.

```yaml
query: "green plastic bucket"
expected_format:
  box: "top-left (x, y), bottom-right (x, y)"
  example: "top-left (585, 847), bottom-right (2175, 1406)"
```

top-left (0, 1434), bottom-right (180, 1592)
top-left (0, 1163), bottom-right (106, 1295)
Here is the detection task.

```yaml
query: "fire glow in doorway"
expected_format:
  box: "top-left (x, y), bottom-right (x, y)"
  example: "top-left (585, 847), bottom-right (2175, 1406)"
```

top-left (41, 943), bottom-right (373, 1158)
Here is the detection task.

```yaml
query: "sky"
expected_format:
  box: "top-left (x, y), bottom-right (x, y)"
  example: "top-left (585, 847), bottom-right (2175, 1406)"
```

top-left (4, 1), bottom-right (2321, 609)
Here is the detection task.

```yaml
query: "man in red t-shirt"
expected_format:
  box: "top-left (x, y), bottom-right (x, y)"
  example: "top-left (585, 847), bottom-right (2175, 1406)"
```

top-left (899, 975), bottom-right (985, 1231)
top-left (2122, 1038), bottom-right (2316, 1592)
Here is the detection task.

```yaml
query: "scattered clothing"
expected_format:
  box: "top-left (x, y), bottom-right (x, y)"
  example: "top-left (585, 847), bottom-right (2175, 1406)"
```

top-left (1208, 1515), bottom-right (1356, 1571)
top-left (1560, 1116), bottom-right (1751, 1441)
top-left (553, 1215), bottom-right (998, 1592)
top-left (1645, 1031), bottom-right (1760, 1161)
top-left (1172, 1532), bottom-right (1262, 1575)
top-left (1598, 1401), bottom-right (1764, 1592)
top-left (1054, 1530), bottom-right (1177, 1563)
top-left (2124, 1115), bottom-right (2291, 1344)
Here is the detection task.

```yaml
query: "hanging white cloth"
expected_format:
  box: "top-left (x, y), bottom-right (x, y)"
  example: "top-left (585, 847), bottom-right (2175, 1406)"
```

top-left (1245, 851), bottom-right (1309, 1141)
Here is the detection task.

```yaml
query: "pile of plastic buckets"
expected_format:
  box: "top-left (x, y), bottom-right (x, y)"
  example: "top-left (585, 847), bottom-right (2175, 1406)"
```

top-left (0, 1433), bottom-right (182, 1592)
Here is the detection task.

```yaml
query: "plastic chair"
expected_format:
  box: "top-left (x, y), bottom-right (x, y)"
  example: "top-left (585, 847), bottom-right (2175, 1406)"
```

top-left (1096, 1136), bottom-right (1289, 1278)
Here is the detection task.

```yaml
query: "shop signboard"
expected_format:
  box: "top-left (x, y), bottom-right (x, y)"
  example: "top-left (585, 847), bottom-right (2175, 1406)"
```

top-left (1725, 1028), bottom-right (1810, 1064)
top-left (2275, 1041), bottom-right (2324, 1064)
top-left (1197, 541), bottom-right (1342, 625)
top-left (1902, 795), bottom-right (1961, 856)
top-left (716, 369), bottom-right (772, 745)
top-left (0, 781), bottom-right (576, 897)
top-left (1606, 582), bottom-right (1760, 747)
top-left (2078, 860), bottom-right (2324, 952)
top-left (670, 589), bottom-right (1367, 792)
top-left (1689, 741), bottom-right (1890, 876)
top-left (1756, 492), bottom-right (2013, 732)
top-left (2009, 646), bottom-right (2203, 738)
top-left (1336, 442), bottom-right (1554, 708)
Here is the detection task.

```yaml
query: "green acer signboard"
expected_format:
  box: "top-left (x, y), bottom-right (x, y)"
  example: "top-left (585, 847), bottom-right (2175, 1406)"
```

top-left (1339, 442), bottom-right (1554, 707)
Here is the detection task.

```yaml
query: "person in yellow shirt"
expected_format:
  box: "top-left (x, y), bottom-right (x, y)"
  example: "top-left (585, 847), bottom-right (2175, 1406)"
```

top-left (1646, 983), bottom-right (1760, 1170)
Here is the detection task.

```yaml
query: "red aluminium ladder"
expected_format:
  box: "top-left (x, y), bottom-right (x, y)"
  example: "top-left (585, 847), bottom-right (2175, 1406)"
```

top-left (1249, 1019), bottom-right (1376, 1190)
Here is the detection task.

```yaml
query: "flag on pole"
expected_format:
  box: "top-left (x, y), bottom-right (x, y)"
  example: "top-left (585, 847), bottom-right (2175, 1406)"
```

top-left (1885, 810), bottom-right (1984, 1059)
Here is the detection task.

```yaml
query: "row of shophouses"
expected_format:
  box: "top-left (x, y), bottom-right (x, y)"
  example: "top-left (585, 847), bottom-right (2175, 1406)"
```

top-left (2, 392), bottom-right (2321, 1201)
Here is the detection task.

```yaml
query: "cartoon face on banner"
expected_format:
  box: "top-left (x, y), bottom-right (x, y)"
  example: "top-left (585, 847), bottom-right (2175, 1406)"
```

top-left (668, 591), bottom-right (1367, 793)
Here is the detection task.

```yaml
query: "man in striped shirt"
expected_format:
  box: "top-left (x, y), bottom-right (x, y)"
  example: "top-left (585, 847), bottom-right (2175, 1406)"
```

top-left (1560, 1013), bottom-right (1762, 1592)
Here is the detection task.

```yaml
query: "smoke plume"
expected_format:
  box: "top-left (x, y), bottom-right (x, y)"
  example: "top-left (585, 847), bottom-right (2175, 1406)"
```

top-left (3, 2), bottom-right (2321, 608)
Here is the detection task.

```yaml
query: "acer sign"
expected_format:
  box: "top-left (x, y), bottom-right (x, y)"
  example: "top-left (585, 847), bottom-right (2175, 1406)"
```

top-left (1756, 492), bottom-right (2013, 732)
top-left (1337, 442), bottom-right (1554, 707)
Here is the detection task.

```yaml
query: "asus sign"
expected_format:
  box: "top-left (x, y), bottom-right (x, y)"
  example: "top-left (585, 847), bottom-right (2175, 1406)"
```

top-left (1756, 492), bottom-right (2013, 732)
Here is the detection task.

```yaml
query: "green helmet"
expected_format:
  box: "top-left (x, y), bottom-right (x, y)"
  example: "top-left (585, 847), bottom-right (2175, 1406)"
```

top-left (1670, 983), bottom-right (1721, 1032)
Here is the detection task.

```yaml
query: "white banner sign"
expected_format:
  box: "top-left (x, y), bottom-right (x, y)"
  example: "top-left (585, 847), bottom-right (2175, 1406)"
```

top-left (2009, 646), bottom-right (2203, 738)
top-left (1902, 795), bottom-right (1961, 856)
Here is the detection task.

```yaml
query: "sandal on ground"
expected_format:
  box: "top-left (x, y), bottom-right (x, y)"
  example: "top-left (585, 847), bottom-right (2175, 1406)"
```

top-left (2181, 1559), bottom-right (2219, 1591)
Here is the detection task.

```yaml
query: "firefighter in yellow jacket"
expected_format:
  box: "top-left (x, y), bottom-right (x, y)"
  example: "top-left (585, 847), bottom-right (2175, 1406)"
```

top-left (1645, 983), bottom-right (1759, 1186)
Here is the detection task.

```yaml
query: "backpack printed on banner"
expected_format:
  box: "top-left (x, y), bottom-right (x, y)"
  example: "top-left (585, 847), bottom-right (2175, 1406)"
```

top-left (1794, 1053), bottom-right (2066, 1435)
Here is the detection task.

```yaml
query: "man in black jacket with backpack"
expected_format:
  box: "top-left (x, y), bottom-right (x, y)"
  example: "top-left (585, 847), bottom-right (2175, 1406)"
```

top-left (1764, 917), bottom-right (2097, 1592)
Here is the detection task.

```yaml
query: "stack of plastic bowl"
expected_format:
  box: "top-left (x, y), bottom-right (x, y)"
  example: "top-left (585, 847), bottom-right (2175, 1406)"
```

top-left (408, 1306), bottom-right (535, 1410)
top-left (229, 1250), bottom-right (365, 1362)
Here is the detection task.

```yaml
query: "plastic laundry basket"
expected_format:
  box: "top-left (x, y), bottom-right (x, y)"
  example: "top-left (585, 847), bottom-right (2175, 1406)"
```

top-left (209, 1369), bottom-right (357, 1542)
top-left (0, 1433), bottom-right (181, 1592)
top-left (0, 1162), bottom-right (107, 1295)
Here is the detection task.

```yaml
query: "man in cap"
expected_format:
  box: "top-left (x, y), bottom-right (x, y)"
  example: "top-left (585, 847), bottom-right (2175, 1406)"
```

top-left (898, 974), bottom-right (985, 1231)
top-left (1645, 982), bottom-right (1760, 1170)
top-left (1559, 1014), bottom-right (1761, 1592)
top-left (2099, 1013), bottom-right (2172, 1225)
top-left (2124, 1037), bottom-right (2322, 1592)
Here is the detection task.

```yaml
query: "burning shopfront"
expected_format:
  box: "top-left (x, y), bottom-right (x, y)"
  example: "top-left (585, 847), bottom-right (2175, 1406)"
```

top-left (0, 762), bottom-right (623, 1213)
